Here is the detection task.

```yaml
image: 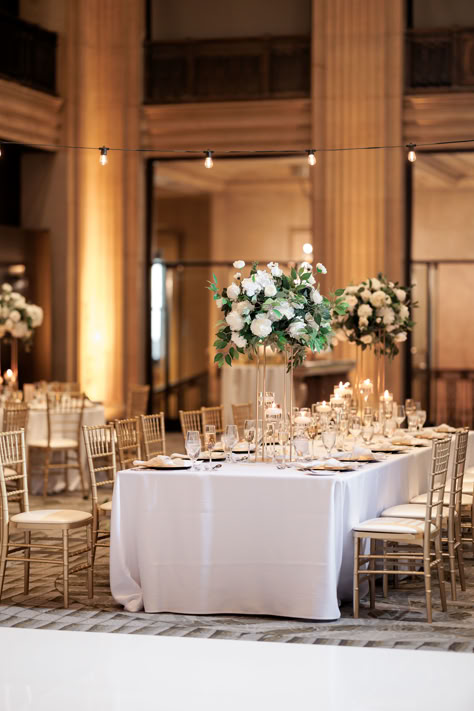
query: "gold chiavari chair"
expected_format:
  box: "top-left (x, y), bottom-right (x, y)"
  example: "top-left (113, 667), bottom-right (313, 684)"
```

top-left (126, 385), bottom-right (150, 418)
top-left (201, 405), bottom-right (224, 435)
top-left (232, 403), bottom-right (252, 437)
top-left (353, 437), bottom-right (451, 623)
top-left (179, 409), bottom-right (203, 445)
top-left (2, 402), bottom-right (29, 509)
top-left (28, 392), bottom-right (87, 500)
top-left (139, 413), bottom-right (166, 460)
top-left (115, 417), bottom-right (141, 470)
top-left (83, 424), bottom-right (116, 562)
top-left (0, 429), bottom-right (93, 608)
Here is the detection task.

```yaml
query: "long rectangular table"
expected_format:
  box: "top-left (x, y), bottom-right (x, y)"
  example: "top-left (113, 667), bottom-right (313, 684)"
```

top-left (110, 434), bottom-right (473, 620)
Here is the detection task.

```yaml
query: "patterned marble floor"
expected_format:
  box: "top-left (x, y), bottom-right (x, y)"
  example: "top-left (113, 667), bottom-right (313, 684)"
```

top-left (0, 491), bottom-right (473, 653)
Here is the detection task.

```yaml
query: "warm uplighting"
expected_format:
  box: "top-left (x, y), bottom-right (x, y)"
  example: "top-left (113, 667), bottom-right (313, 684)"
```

top-left (307, 150), bottom-right (317, 166)
top-left (407, 144), bottom-right (416, 162)
top-left (302, 243), bottom-right (313, 254)
top-left (204, 151), bottom-right (214, 169)
top-left (99, 146), bottom-right (108, 166)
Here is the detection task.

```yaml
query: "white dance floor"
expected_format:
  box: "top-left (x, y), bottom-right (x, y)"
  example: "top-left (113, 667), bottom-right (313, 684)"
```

top-left (1, 627), bottom-right (473, 710)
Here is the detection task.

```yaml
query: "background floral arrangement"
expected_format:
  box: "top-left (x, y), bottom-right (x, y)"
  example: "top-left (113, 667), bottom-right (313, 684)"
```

top-left (208, 260), bottom-right (347, 369)
top-left (331, 274), bottom-right (416, 358)
top-left (0, 283), bottom-right (43, 347)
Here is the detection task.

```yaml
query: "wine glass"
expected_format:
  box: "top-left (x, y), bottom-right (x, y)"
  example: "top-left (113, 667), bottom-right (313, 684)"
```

top-left (338, 413), bottom-right (349, 451)
top-left (279, 424), bottom-right (290, 467)
top-left (244, 419), bottom-right (256, 461)
top-left (405, 398), bottom-right (416, 415)
top-left (223, 424), bottom-right (238, 463)
top-left (416, 409), bottom-right (427, 431)
top-left (349, 415), bottom-right (361, 444)
top-left (395, 405), bottom-right (406, 431)
top-left (185, 430), bottom-right (201, 471)
top-left (384, 418), bottom-right (397, 439)
top-left (307, 418), bottom-right (318, 458)
top-left (204, 424), bottom-right (216, 468)
top-left (294, 435), bottom-right (309, 462)
top-left (321, 425), bottom-right (336, 458)
top-left (407, 413), bottom-right (418, 433)
top-left (361, 424), bottom-right (374, 445)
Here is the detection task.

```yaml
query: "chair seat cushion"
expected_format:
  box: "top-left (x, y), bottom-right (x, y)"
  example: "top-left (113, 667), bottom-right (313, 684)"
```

top-left (4, 467), bottom-right (18, 479)
top-left (445, 480), bottom-right (473, 495)
top-left (382, 503), bottom-right (427, 519)
top-left (11, 509), bottom-right (92, 525)
top-left (411, 491), bottom-right (472, 506)
top-left (28, 438), bottom-right (78, 449)
top-left (465, 466), bottom-right (474, 480)
top-left (354, 517), bottom-right (436, 535)
top-left (99, 500), bottom-right (112, 512)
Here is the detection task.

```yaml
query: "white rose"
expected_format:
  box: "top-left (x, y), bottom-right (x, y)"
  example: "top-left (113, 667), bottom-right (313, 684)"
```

top-left (345, 295), bottom-right (358, 312)
top-left (360, 289), bottom-right (371, 302)
top-left (234, 272), bottom-right (241, 280)
top-left (264, 283), bottom-right (277, 297)
top-left (399, 304), bottom-right (409, 320)
top-left (10, 310), bottom-right (21, 323)
top-left (233, 300), bottom-right (254, 315)
top-left (311, 289), bottom-right (323, 305)
top-left (4, 318), bottom-right (12, 330)
top-left (308, 274), bottom-right (316, 285)
top-left (357, 304), bottom-right (373, 319)
top-left (231, 332), bottom-right (247, 348)
top-left (369, 290), bottom-right (387, 309)
top-left (360, 334), bottom-right (373, 344)
top-left (370, 277), bottom-right (381, 290)
top-left (225, 311), bottom-right (244, 331)
top-left (215, 298), bottom-right (223, 309)
top-left (11, 321), bottom-right (28, 339)
top-left (288, 319), bottom-right (307, 341)
top-left (358, 317), bottom-right (369, 328)
top-left (386, 325), bottom-right (396, 332)
top-left (255, 270), bottom-right (273, 289)
top-left (227, 283), bottom-right (240, 301)
top-left (379, 306), bottom-right (395, 326)
top-left (394, 288), bottom-right (406, 302)
top-left (344, 286), bottom-right (358, 295)
top-left (241, 277), bottom-right (262, 298)
top-left (267, 262), bottom-right (282, 277)
top-left (394, 331), bottom-right (407, 343)
top-left (250, 314), bottom-right (272, 339)
top-left (2, 283), bottom-right (12, 293)
top-left (388, 281), bottom-right (394, 288)
top-left (29, 305), bottom-right (43, 327)
top-left (233, 260), bottom-right (245, 269)
top-left (316, 263), bottom-right (327, 274)
top-left (278, 301), bottom-right (295, 320)
top-left (300, 261), bottom-right (312, 273)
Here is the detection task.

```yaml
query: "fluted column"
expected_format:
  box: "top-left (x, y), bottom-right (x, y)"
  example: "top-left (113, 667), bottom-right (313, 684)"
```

top-left (311, 0), bottom-right (405, 398)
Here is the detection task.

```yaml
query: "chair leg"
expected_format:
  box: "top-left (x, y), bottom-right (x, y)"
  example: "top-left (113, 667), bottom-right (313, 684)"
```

top-left (455, 517), bottom-right (466, 592)
top-left (353, 536), bottom-right (361, 618)
top-left (92, 511), bottom-right (99, 565)
top-left (382, 541), bottom-right (388, 598)
top-left (86, 524), bottom-right (93, 599)
top-left (62, 530), bottom-right (69, 608)
top-left (369, 539), bottom-right (376, 610)
top-left (434, 537), bottom-right (447, 612)
top-left (447, 529), bottom-right (457, 601)
top-left (423, 550), bottom-right (433, 623)
top-left (43, 448), bottom-right (51, 500)
top-left (76, 449), bottom-right (87, 500)
top-left (23, 531), bottom-right (31, 596)
top-left (0, 524), bottom-right (9, 600)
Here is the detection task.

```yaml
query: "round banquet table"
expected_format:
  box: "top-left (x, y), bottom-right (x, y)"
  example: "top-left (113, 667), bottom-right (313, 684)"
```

top-left (6, 403), bottom-right (106, 494)
top-left (110, 432), bottom-right (474, 620)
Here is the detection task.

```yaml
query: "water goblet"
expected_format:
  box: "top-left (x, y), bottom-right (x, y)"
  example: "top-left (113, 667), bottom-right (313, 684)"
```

top-left (204, 424), bottom-right (216, 468)
top-left (407, 413), bottom-right (418, 433)
top-left (405, 398), bottom-right (416, 415)
top-left (321, 425), bottom-right (337, 458)
top-left (416, 409), bottom-right (427, 431)
top-left (185, 430), bottom-right (201, 471)
top-left (244, 419), bottom-right (256, 461)
top-left (294, 434), bottom-right (309, 462)
top-left (223, 424), bottom-right (238, 463)
top-left (384, 418), bottom-right (397, 440)
top-left (361, 424), bottom-right (374, 445)
top-left (337, 413), bottom-right (349, 451)
top-left (395, 405), bottom-right (406, 431)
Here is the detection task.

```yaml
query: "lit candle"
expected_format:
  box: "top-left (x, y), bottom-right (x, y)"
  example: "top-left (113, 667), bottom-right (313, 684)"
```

top-left (380, 389), bottom-right (393, 403)
top-left (330, 395), bottom-right (344, 408)
top-left (266, 406), bottom-right (282, 418)
top-left (4, 369), bottom-right (15, 386)
top-left (295, 415), bottom-right (311, 425)
top-left (316, 400), bottom-right (331, 414)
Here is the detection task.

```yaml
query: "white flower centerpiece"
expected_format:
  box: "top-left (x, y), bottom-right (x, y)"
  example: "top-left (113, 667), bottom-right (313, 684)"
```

top-left (331, 274), bottom-right (415, 358)
top-left (0, 283), bottom-right (43, 348)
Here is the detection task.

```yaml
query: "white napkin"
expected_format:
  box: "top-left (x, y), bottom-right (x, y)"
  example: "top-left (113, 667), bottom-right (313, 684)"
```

top-left (434, 423), bottom-right (457, 433)
top-left (335, 446), bottom-right (381, 461)
top-left (391, 435), bottom-right (415, 446)
top-left (133, 455), bottom-right (188, 468)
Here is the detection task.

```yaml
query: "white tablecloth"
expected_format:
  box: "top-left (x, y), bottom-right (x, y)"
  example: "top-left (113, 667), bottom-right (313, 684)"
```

top-left (21, 404), bottom-right (106, 494)
top-left (110, 433), bottom-right (474, 620)
top-left (221, 364), bottom-right (286, 425)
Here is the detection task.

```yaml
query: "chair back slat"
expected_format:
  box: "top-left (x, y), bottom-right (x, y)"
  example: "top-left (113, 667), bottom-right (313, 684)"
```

top-left (425, 437), bottom-right (452, 533)
top-left (82, 424), bottom-right (117, 509)
top-left (201, 405), bottom-right (224, 435)
top-left (446, 429), bottom-right (469, 516)
top-left (126, 385), bottom-right (150, 418)
top-left (231, 403), bottom-right (252, 437)
top-left (179, 409), bottom-right (203, 445)
top-left (139, 413), bottom-right (166, 459)
top-left (0, 429), bottom-right (29, 523)
top-left (115, 418), bottom-right (141, 470)
top-left (46, 392), bottom-right (84, 444)
top-left (2, 402), bottom-right (29, 432)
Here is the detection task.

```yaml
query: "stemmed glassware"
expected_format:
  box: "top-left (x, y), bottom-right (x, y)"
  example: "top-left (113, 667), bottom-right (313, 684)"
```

top-left (307, 417), bottom-right (318, 458)
top-left (416, 409), bottom-right (427, 431)
top-left (361, 423), bottom-right (374, 445)
top-left (223, 424), bottom-right (238, 463)
top-left (321, 424), bottom-right (336, 458)
top-left (244, 419), bottom-right (256, 461)
top-left (279, 424), bottom-right (290, 467)
top-left (384, 418), bottom-right (397, 440)
top-left (204, 424), bottom-right (216, 468)
top-left (407, 412), bottom-right (418, 433)
top-left (337, 412), bottom-right (349, 451)
top-left (349, 415), bottom-right (362, 455)
top-left (395, 405), bottom-right (406, 431)
top-left (185, 430), bottom-right (201, 471)
top-left (294, 434), bottom-right (309, 462)
top-left (405, 399), bottom-right (416, 416)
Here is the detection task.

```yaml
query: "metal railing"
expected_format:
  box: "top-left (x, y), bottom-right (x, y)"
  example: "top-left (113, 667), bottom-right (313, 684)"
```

top-left (0, 12), bottom-right (57, 95)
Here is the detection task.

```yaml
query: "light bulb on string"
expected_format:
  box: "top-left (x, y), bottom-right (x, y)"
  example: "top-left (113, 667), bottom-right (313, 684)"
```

top-left (307, 149), bottom-right (317, 166)
top-left (99, 146), bottom-right (109, 166)
top-left (407, 143), bottom-right (416, 163)
top-left (0, 144), bottom-right (2, 158)
top-left (204, 150), bottom-right (214, 169)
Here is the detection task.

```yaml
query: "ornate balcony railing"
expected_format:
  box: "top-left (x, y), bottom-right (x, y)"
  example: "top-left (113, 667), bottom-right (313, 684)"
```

top-left (0, 12), bottom-right (57, 95)
top-left (144, 35), bottom-right (310, 104)
top-left (406, 28), bottom-right (474, 90)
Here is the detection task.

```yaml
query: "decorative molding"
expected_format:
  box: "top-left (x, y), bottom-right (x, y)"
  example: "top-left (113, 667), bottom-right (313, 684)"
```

top-left (142, 98), bottom-right (311, 153)
top-left (403, 92), bottom-right (474, 145)
top-left (0, 78), bottom-right (62, 147)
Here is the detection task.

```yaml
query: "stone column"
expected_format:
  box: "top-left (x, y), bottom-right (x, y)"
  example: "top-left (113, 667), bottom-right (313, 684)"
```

top-left (311, 0), bottom-right (405, 399)
top-left (66, 0), bottom-right (144, 417)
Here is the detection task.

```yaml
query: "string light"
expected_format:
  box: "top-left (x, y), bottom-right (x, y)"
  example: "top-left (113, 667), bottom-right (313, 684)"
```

top-left (204, 150), bottom-right (214, 169)
top-left (0, 144), bottom-right (2, 158)
top-left (99, 146), bottom-right (109, 166)
top-left (307, 149), bottom-right (317, 166)
top-left (407, 143), bottom-right (416, 163)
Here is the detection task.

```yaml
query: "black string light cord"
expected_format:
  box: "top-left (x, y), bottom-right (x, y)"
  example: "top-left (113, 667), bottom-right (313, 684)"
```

top-left (1, 137), bottom-right (474, 165)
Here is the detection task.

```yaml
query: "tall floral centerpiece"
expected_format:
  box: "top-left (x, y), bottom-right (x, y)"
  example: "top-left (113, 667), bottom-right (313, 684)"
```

top-left (331, 274), bottom-right (415, 401)
top-left (208, 260), bottom-right (347, 460)
top-left (0, 283), bottom-right (44, 384)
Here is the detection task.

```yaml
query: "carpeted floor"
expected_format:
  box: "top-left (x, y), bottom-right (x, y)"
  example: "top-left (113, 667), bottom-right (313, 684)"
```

top-left (0, 491), bottom-right (473, 653)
